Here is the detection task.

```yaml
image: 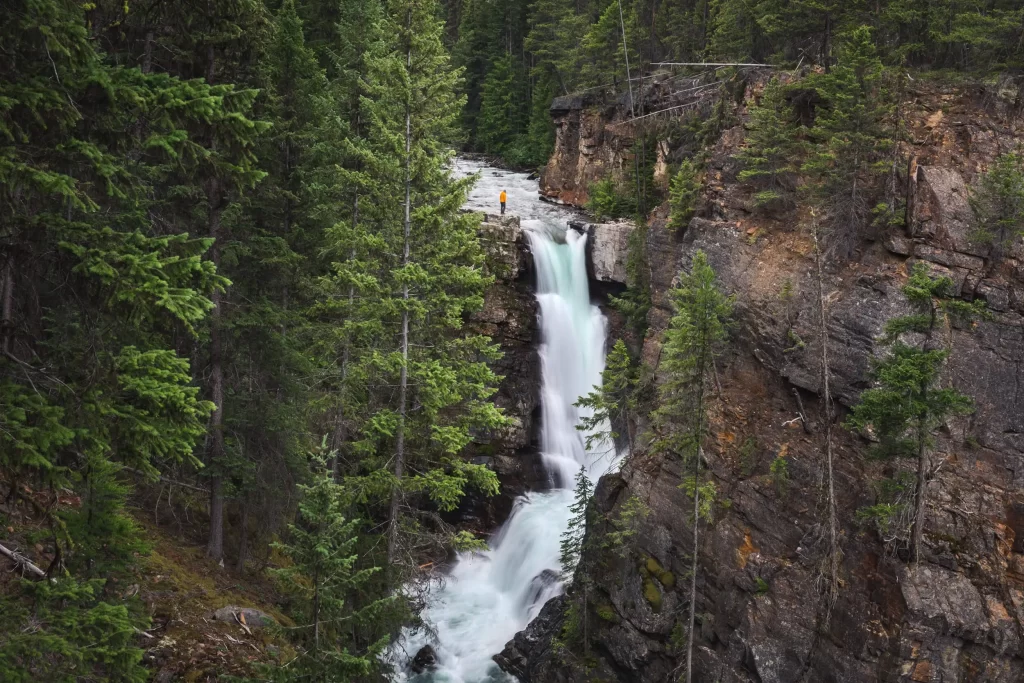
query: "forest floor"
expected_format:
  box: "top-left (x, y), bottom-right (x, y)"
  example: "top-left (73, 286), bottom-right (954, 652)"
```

top-left (0, 480), bottom-right (292, 682)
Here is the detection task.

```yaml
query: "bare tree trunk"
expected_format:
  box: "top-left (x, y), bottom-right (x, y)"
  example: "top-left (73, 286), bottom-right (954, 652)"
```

top-left (387, 29), bottom-right (413, 565)
top-left (1, 250), bottom-right (13, 354)
top-left (617, 0), bottom-right (636, 119)
top-left (204, 39), bottom-right (226, 563)
top-left (911, 418), bottom-right (928, 563)
top-left (685, 448), bottom-right (703, 683)
top-left (313, 567), bottom-right (320, 653)
top-left (206, 181), bottom-right (226, 562)
top-left (235, 502), bottom-right (248, 572)
top-left (686, 342), bottom-right (709, 683)
top-left (814, 227), bottom-right (841, 624)
top-left (142, 30), bottom-right (154, 74)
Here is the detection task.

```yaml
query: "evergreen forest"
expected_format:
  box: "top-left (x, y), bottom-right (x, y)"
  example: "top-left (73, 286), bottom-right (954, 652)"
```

top-left (2, 0), bottom-right (1023, 681)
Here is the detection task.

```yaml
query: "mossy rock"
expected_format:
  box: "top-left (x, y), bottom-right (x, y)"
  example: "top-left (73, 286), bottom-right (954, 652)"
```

top-left (595, 602), bottom-right (620, 623)
top-left (643, 577), bottom-right (663, 612)
top-left (645, 556), bottom-right (676, 590)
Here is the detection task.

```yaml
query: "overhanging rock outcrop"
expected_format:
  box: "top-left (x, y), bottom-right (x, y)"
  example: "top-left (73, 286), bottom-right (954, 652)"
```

top-left (569, 218), bottom-right (635, 286)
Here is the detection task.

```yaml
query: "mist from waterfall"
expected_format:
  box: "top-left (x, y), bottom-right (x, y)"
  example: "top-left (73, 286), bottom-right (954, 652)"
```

top-left (392, 160), bottom-right (620, 683)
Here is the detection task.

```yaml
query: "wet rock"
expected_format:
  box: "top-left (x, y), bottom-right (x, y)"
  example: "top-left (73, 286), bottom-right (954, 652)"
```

top-left (524, 569), bottom-right (560, 609)
top-left (495, 595), bottom-right (568, 683)
top-left (585, 220), bottom-right (634, 285)
top-left (411, 644), bottom-right (438, 674)
top-left (212, 606), bottom-right (276, 628)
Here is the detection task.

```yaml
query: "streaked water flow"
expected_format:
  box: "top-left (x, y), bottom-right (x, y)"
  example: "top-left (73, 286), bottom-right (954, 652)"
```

top-left (392, 159), bottom-right (620, 683)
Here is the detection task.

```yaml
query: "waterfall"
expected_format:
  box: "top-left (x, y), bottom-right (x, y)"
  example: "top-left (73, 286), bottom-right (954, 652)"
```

top-left (393, 160), bottom-right (620, 683)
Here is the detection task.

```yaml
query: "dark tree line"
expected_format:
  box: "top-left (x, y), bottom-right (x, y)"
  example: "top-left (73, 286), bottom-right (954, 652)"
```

top-left (445, 0), bottom-right (1022, 165)
top-left (2, 0), bottom-right (504, 678)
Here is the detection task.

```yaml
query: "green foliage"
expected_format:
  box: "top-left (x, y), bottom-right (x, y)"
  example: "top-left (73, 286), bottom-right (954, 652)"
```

top-left (652, 251), bottom-right (733, 462)
top-left (560, 467), bottom-right (595, 580)
top-left (61, 456), bottom-right (150, 577)
top-left (970, 150), bottom-right (1024, 262)
top-left (477, 54), bottom-right (521, 154)
top-left (604, 494), bottom-right (651, 558)
top-left (576, 339), bottom-right (640, 452)
top-left (854, 474), bottom-right (915, 541)
top-left (588, 177), bottom-right (638, 220)
top-left (769, 455), bottom-right (790, 498)
top-left (609, 220), bottom-right (653, 335)
top-left (668, 160), bottom-right (702, 231)
top-left (679, 476), bottom-right (719, 521)
top-left (849, 264), bottom-right (983, 458)
top-left (581, 0), bottom-right (645, 91)
top-left (0, 577), bottom-right (148, 683)
top-left (738, 436), bottom-right (759, 476)
top-left (736, 78), bottom-right (799, 208)
top-left (326, 0), bottom-right (509, 564)
top-left (801, 27), bottom-right (892, 256)
top-left (848, 263), bottom-right (985, 558)
top-left (270, 452), bottom-right (394, 680)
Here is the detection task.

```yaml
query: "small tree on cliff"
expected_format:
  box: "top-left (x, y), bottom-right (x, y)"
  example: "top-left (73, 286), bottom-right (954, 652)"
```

top-left (735, 77), bottom-right (799, 208)
top-left (802, 27), bottom-right (890, 257)
top-left (651, 250), bottom-right (732, 683)
top-left (848, 263), bottom-right (986, 563)
top-left (558, 466), bottom-right (595, 655)
top-left (668, 160), bottom-right (701, 231)
top-left (970, 150), bottom-right (1024, 269)
top-left (576, 339), bottom-right (640, 454)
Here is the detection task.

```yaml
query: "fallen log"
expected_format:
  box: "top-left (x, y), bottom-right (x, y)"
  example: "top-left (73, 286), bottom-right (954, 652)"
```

top-left (0, 541), bottom-right (47, 579)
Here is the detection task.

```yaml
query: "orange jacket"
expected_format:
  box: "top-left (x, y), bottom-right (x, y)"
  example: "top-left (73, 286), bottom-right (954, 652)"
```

top-left (500, 191), bottom-right (507, 203)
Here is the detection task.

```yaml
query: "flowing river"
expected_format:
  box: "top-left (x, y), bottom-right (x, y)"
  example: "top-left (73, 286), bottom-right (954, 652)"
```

top-left (392, 159), bottom-right (620, 683)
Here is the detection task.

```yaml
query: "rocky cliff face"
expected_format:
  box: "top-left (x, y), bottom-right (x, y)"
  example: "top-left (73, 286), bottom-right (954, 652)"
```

top-left (498, 79), bottom-right (1024, 682)
top-left (465, 214), bottom-right (545, 525)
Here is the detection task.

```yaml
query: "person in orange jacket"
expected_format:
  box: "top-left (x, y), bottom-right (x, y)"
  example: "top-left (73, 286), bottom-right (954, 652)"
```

top-left (499, 190), bottom-right (507, 215)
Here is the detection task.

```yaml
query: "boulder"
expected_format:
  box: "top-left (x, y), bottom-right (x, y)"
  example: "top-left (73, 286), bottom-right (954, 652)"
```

top-left (212, 606), bottom-right (276, 628)
top-left (911, 166), bottom-right (989, 258)
top-left (411, 644), bottom-right (438, 674)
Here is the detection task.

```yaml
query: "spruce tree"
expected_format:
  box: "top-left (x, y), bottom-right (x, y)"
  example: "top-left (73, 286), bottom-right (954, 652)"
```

top-left (801, 26), bottom-right (890, 257)
top-left (558, 466), bottom-right (595, 654)
top-left (560, 466), bottom-right (595, 581)
top-left (576, 339), bottom-right (640, 453)
top-left (848, 263), bottom-right (986, 562)
top-left (652, 251), bottom-right (732, 683)
top-left (477, 54), bottom-right (519, 154)
top-left (735, 77), bottom-right (799, 208)
top-left (970, 150), bottom-right (1024, 269)
top-left (525, 0), bottom-right (588, 95)
top-left (581, 0), bottom-right (645, 91)
top-left (270, 453), bottom-right (392, 681)
top-left (330, 0), bottom-right (509, 571)
top-left (668, 160), bottom-right (702, 231)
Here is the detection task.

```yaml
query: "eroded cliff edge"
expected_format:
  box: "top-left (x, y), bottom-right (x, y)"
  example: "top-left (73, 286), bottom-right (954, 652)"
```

top-left (498, 78), bottom-right (1024, 682)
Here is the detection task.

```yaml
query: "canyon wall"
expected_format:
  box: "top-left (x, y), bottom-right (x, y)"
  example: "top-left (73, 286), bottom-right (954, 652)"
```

top-left (499, 77), bottom-right (1024, 683)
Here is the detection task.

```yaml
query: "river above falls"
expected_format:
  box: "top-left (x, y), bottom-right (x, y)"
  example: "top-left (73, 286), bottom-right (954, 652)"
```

top-left (390, 159), bottom-right (620, 683)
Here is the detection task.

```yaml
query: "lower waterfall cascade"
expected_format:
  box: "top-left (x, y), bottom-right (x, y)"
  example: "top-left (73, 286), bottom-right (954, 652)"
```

top-left (391, 159), bottom-right (621, 683)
